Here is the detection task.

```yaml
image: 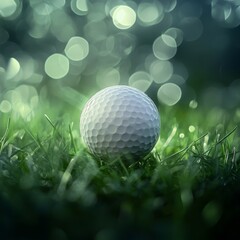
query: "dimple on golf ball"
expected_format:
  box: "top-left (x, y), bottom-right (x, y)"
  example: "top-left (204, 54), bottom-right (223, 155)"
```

top-left (80, 86), bottom-right (160, 159)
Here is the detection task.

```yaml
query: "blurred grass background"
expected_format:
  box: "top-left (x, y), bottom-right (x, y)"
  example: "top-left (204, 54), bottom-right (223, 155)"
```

top-left (1, 0), bottom-right (240, 113)
top-left (1, 0), bottom-right (240, 239)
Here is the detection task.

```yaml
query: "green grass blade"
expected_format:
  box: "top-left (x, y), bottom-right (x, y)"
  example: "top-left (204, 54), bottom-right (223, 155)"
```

top-left (216, 126), bottom-right (238, 145)
top-left (69, 123), bottom-right (77, 154)
top-left (57, 154), bottom-right (80, 196)
top-left (0, 118), bottom-right (11, 153)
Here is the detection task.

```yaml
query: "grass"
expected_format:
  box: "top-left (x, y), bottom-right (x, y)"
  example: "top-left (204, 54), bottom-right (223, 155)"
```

top-left (0, 103), bottom-right (240, 240)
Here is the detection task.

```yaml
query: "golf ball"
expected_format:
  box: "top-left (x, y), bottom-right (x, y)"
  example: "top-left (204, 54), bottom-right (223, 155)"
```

top-left (80, 86), bottom-right (160, 159)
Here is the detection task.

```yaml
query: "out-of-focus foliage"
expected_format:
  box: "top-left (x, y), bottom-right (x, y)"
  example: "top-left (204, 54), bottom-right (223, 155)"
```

top-left (1, 0), bottom-right (240, 121)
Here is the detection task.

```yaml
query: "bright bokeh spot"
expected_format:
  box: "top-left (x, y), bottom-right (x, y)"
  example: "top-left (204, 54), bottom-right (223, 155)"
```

top-left (0, 100), bottom-right (12, 113)
top-left (157, 83), bottom-right (182, 106)
top-left (189, 125), bottom-right (196, 133)
top-left (0, 0), bottom-right (17, 18)
top-left (153, 34), bottom-right (177, 60)
top-left (150, 60), bottom-right (173, 83)
top-left (30, 2), bottom-right (53, 16)
top-left (6, 58), bottom-right (20, 80)
top-left (112, 5), bottom-right (136, 30)
top-left (189, 100), bottom-right (198, 109)
top-left (165, 28), bottom-right (183, 46)
top-left (65, 36), bottom-right (89, 61)
top-left (211, 2), bottom-right (231, 22)
top-left (179, 133), bottom-right (185, 138)
top-left (137, 2), bottom-right (163, 26)
top-left (29, 0), bottom-right (65, 15)
top-left (211, 1), bottom-right (240, 28)
top-left (71, 0), bottom-right (88, 16)
top-left (169, 74), bottom-right (186, 85)
top-left (161, 0), bottom-right (177, 13)
top-left (4, 85), bottom-right (39, 120)
top-left (129, 71), bottom-right (152, 92)
top-left (45, 53), bottom-right (69, 79)
top-left (96, 68), bottom-right (120, 88)
top-left (76, 0), bottom-right (88, 11)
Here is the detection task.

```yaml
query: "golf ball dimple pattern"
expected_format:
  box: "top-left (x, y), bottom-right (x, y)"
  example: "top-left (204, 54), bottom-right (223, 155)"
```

top-left (80, 86), bottom-right (160, 159)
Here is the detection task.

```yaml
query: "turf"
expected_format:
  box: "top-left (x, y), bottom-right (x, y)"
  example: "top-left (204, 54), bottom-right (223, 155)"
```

top-left (0, 104), bottom-right (240, 240)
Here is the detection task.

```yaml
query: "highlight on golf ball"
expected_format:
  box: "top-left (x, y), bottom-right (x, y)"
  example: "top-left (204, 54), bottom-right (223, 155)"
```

top-left (80, 85), bottom-right (160, 159)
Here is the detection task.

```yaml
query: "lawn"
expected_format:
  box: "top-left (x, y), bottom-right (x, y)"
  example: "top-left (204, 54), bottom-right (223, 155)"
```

top-left (1, 104), bottom-right (240, 240)
top-left (1, 1), bottom-right (240, 239)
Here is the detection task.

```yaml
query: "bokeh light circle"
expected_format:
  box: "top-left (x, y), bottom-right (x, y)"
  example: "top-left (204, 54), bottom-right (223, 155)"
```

top-left (137, 2), bottom-right (164, 26)
top-left (129, 71), bottom-right (152, 92)
top-left (0, 0), bottom-right (17, 18)
top-left (6, 58), bottom-right (20, 80)
top-left (45, 53), bottom-right (69, 79)
top-left (164, 28), bottom-right (183, 46)
top-left (71, 0), bottom-right (88, 16)
top-left (96, 68), bottom-right (120, 88)
top-left (65, 36), bottom-right (89, 61)
top-left (157, 83), bottom-right (182, 106)
top-left (153, 34), bottom-right (177, 60)
top-left (161, 0), bottom-right (177, 13)
top-left (150, 60), bottom-right (173, 84)
top-left (3, 85), bottom-right (39, 120)
top-left (112, 5), bottom-right (136, 30)
top-left (0, 100), bottom-right (12, 113)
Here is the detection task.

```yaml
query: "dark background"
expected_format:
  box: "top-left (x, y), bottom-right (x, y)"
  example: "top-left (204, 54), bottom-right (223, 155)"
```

top-left (0, 0), bottom-right (240, 110)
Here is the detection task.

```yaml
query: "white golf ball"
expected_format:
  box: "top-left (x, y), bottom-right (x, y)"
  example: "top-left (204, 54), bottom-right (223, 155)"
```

top-left (80, 86), bottom-right (160, 159)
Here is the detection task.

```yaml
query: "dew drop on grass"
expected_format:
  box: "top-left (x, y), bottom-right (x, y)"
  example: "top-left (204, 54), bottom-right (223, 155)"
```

top-left (189, 125), bottom-right (195, 132)
top-left (189, 100), bottom-right (198, 109)
top-left (179, 133), bottom-right (185, 138)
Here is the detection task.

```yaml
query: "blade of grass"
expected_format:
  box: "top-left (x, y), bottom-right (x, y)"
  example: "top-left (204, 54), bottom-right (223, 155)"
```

top-left (118, 158), bottom-right (129, 176)
top-left (202, 126), bottom-right (238, 155)
top-left (216, 126), bottom-right (237, 145)
top-left (0, 118), bottom-right (11, 153)
top-left (164, 132), bottom-right (209, 161)
top-left (69, 123), bottom-right (77, 154)
top-left (162, 126), bottom-right (177, 150)
top-left (44, 114), bottom-right (62, 138)
top-left (25, 128), bottom-right (47, 155)
top-left (58, 153), bottom-right (80, 196)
